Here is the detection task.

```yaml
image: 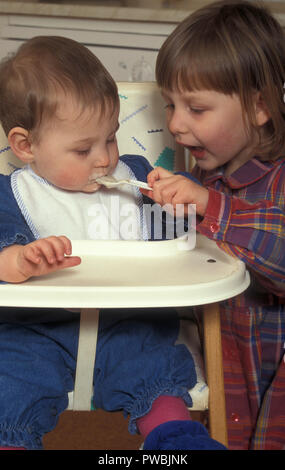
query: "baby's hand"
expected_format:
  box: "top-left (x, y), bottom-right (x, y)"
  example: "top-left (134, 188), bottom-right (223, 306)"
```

top-left (14, 236), bottom-right (81, 282)
top-left (140, 166), bottom-right (209, 216)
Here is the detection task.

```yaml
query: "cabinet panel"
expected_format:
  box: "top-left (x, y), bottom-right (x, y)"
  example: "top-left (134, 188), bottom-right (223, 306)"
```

top-left (7, 14), bottom-right (175, 36)
top-left (0, 15), bottom-right (166, 81)
top-left (0, 38), bottom-right (158, 81)
top-left (1, 24), bottom-right (166, 50)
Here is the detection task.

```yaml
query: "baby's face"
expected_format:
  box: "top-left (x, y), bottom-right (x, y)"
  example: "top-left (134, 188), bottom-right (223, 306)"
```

top-left (29, 98), bottom-right (120, 193)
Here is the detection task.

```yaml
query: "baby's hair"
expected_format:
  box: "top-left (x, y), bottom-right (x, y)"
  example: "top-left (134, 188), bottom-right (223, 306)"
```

top-left (156, 1), bottom-right (285, 160)
top-left (0, 36), bottom-right (119, 141)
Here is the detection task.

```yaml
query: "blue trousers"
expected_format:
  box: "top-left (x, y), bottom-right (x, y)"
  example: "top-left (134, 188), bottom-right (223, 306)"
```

top-left (0, 307), bottom-right (196, 449)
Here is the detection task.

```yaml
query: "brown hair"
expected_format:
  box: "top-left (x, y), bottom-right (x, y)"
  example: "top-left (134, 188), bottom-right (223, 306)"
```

top-left (0, 36), bottom-right (119, 140)
top-left (156, 1), bottom-right (285, 160)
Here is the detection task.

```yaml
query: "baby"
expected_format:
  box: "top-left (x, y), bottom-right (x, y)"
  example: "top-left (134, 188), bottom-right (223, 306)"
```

top-left (0, 36), bottom-right (223, 450)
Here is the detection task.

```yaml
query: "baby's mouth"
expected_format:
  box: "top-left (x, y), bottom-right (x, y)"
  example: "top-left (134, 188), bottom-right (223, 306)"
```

top-left (84, 174), bottom-right (106, 193)
top-left (88, 172), bottom-right (109, 185)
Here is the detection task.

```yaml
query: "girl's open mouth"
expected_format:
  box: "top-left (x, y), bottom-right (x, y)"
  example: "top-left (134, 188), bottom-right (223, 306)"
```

top-left (188, 146), bottom-right (206, 159)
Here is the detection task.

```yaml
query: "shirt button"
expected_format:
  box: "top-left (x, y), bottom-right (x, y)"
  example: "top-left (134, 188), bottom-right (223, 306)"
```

top-left (231, 412), bottom-right (240, 422)
top-left (210, 222), bottom-right (219, 233)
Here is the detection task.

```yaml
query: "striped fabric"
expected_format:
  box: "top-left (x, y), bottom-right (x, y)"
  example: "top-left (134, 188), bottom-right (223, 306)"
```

top-left (193, 157), bottom-right (285, 449)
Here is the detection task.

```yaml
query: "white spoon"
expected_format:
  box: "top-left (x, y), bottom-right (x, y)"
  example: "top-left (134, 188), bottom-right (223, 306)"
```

top-left (95, 175), bottom-right (153, 191)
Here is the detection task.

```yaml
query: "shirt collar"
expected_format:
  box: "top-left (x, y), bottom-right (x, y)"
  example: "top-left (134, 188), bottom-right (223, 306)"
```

top-left (203, 157), bottom-right (283, 189)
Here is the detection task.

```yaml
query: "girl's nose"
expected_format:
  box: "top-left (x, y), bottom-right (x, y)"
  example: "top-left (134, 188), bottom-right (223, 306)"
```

top-left (168, 111), bottom-right (188, 137)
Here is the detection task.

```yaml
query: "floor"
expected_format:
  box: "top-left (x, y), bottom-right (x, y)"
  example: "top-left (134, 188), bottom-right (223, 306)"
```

top-left (43, 410), bottom-right (143, 450)
top-left (42, 410), bottom-right (205, 450)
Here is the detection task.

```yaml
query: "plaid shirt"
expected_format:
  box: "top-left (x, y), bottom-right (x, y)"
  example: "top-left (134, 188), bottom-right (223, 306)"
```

top-left (193, 157), bottom-right (285, 449)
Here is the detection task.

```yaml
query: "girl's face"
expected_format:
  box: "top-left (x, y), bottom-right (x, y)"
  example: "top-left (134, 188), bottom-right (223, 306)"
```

top-left (29, 98), bottom-right (120, 193)
top-left (162, 88), bottom-right (255, 176)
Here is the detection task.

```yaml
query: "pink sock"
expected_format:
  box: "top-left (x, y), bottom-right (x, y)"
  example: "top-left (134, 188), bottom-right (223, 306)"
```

top-left (137, 395), bottom-right (191, 439)
top-left (0, 447), bottom-right (26, 450)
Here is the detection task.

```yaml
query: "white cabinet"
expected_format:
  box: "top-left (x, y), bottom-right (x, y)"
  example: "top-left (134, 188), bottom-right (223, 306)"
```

top-left (0, 14), bottom-right (176, 81)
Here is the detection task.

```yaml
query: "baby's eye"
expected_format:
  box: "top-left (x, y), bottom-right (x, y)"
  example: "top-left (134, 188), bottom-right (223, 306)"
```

top-left (164, 103), bottom-right (174, 109)
top-left (76, 148), bottom-right (91, 156)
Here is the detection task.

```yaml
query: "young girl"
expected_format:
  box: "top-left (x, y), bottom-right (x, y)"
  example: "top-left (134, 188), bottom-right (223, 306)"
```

top-left (142, 0), bottom-right (285, 450)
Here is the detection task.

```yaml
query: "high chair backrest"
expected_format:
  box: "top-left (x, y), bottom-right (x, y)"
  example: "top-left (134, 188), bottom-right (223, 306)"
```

top-left (0, 82), bottom-right (185, 175)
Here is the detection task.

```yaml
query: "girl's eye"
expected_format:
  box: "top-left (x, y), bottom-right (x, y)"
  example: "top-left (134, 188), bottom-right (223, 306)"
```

top-left (189, 106), bottom-right (205, 114)
top-left (107, 135), bottom-right (116, 144)
top-left (165, 103), bottom-right (174, 110)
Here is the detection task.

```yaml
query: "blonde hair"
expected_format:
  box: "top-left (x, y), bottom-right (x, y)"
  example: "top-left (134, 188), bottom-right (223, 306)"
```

top-left (156, 1), bottom-right (285, 161)
top-left (0, 36), bottom-right (119, 141)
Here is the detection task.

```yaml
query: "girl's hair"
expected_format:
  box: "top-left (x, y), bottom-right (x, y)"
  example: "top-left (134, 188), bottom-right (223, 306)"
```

top-left (156, 0), bottom-right (285, 161)
top-left (0, 36), bottom-right (119, 140)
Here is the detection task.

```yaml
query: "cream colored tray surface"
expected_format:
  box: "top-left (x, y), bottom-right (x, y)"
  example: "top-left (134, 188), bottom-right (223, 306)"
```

top-left (0, 234), bottom-right (250, 309)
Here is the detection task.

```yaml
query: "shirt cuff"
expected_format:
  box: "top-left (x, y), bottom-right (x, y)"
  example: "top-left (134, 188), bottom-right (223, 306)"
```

top-left (197, 188), bottom-right (230, 240)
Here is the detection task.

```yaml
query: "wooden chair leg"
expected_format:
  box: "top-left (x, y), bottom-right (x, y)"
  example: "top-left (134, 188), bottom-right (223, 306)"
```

top-left (203, 302), bottom-right (228, 447)
top-left (73, 308), bottom-right (100, 411)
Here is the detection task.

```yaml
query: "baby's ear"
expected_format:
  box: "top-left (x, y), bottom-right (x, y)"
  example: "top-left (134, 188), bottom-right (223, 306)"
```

top-left (8, 127), bottom-right (35, 163)
top-left (254, 92), bottom-right (270, 126)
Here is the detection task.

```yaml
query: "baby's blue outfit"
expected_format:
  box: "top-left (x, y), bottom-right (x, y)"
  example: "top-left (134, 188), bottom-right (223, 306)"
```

top-left (0, 154), bottom-right (200, 449)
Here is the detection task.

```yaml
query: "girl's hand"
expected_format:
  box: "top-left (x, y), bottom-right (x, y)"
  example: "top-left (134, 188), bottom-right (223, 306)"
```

top-left (1, 236), bottom-right (81, 283)
top-left (141, 167), bottom-right (209, 217)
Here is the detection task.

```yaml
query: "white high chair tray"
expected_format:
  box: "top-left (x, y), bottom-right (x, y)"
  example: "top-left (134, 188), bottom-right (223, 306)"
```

top-left (0, 234), bottom-right (250, 308)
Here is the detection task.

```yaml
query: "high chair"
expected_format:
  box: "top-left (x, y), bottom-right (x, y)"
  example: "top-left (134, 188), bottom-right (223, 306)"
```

top-left (0, 82), bottom-right (250, 448)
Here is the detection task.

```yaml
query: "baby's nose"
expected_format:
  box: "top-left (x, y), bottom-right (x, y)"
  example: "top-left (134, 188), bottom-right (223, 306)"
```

top-left (95, 150), bottom-right (110, 168)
